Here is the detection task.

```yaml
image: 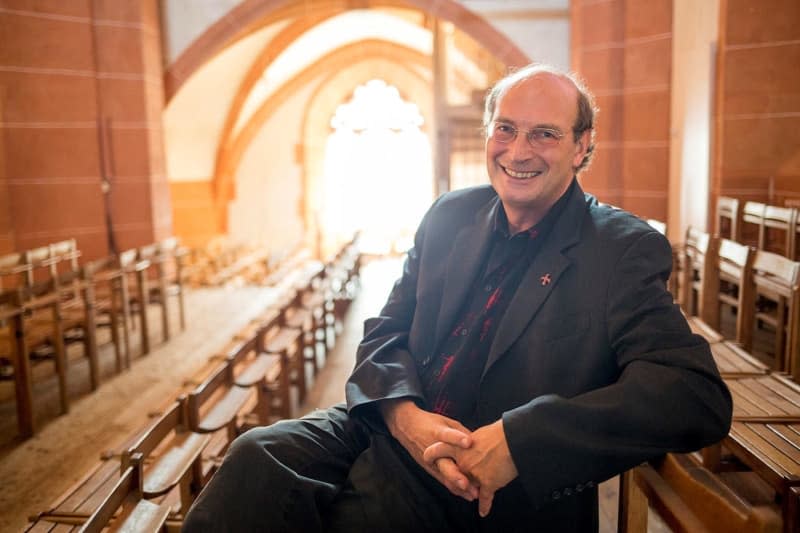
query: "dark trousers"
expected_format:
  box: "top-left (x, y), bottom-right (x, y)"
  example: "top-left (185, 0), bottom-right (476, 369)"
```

top-left (182, 403), bottom-right (479, 533)
top-left (182, 403), bottom-right (598, 532)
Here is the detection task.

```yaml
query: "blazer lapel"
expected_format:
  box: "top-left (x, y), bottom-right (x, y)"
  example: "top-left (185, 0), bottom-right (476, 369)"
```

top-left (483, 184), bottom-right (589, 376)
top-left (433, 197), bottom-right (499, 348)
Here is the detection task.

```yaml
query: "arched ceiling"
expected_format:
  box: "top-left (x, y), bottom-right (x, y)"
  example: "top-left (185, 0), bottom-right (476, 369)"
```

top-left (164, 0), bottom-right (527, 187)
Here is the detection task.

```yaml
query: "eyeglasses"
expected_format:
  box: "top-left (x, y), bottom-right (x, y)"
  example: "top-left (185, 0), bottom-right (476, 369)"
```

top-left (488, 121), bottom-right (565, 148)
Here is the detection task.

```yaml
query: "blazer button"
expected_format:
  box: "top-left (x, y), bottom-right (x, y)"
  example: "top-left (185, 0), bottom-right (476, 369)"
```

top-left (576, 483), bottom-right (585, 492)
top-left (551, 490), bottom-right (561, 500)
top-left (563, 488), bottom-right (572, 497)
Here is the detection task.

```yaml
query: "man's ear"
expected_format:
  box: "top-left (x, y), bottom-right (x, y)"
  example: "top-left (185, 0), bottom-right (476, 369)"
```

top-left (572, 130), bottom-right (591, 168)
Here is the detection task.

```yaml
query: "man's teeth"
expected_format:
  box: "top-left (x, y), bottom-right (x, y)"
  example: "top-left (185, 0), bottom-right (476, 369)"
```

top-left (505, 168), bottom-right (541, 178)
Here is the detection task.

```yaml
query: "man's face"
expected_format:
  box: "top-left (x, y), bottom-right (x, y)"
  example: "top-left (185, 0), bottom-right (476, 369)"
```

top-left (485, 74), bottom-right (590, 229)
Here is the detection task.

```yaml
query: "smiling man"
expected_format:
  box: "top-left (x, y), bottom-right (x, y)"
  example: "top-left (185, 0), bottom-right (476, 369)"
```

top-left (183, 64), bottom-right (732, 533)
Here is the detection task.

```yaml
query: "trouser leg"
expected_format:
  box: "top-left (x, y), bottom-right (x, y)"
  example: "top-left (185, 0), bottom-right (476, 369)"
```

top-left (182, 403), bottom-right (370, 533)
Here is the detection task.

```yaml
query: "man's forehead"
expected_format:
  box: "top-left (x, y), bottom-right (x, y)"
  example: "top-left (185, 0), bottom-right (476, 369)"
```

top-left (495, 73), bottom-right (578, 122)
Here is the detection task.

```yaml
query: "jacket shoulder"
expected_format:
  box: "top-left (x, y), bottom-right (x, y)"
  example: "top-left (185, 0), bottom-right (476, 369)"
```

top-left (584, 197), bottom-right (662, 246)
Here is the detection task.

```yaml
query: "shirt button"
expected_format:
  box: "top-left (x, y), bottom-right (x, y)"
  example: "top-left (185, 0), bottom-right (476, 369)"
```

top-left (484, 284), bottom-right (493, 292)
top-left (421, 355), bottom-right (432, 366)
top-left (460, 328), bottom-right (468, 336)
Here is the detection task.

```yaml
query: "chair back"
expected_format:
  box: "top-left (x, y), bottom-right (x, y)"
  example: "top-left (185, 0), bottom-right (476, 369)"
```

top-left (716, 196), bottom-right (741, 241)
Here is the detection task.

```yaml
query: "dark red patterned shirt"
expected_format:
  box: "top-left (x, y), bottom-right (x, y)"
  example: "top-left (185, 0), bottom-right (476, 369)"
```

top-left (420, 182), bottom-right (574, 427)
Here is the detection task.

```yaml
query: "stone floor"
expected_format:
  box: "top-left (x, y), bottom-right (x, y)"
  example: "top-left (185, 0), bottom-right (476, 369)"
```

top-left (0, 256), bottom-right (671, 532)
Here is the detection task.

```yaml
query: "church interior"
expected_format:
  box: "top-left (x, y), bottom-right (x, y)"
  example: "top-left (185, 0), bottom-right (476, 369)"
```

top-left (2, 0), bottom-right (800, 531)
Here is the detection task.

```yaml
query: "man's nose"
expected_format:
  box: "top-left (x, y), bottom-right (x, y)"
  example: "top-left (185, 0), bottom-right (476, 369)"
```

top-left (507, 133), bottom-right (534, 159)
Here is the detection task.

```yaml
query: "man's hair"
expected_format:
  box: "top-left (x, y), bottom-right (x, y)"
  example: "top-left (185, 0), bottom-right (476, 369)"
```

top-left (482, 63), bottom-right (598, 173)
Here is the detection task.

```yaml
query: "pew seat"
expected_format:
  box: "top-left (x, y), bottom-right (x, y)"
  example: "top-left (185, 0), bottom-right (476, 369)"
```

top-left (619, 453), bottom-right (781, 533)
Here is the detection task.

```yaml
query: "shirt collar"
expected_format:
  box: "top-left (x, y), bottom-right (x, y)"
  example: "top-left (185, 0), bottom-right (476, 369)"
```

top-left (493, 178), bottom-right (577, 240)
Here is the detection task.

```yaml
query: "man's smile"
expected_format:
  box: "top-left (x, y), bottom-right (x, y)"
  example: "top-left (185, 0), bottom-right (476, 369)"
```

top-left (502, 166), bottom-right (543, 179)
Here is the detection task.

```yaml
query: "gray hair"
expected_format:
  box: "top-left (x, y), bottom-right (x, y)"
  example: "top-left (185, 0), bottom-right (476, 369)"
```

top-left (483, 63), bottom-right (597, 173)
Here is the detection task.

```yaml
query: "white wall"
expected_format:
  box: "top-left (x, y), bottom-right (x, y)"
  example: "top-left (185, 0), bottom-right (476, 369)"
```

top-left (227, 83), bottom-right (313, 253)
top-left (161, 0), bottom-right (242, 63)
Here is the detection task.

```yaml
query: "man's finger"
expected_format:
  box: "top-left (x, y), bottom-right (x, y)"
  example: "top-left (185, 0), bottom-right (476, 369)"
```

top-left (436, 427), bottom-right (472, 448)
top-left (478, 487), bottom-right (494, 518)
top-left (435, 458), bottom-right (478, 501)
top-left (423, 442), bottom-right (456, 464)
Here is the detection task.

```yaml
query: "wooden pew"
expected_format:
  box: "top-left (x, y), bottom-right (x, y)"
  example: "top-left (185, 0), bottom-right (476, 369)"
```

top-left (121, 398), bottom-right (210, 518)
top-left (710, 341), bottom-right (770, 378)
top-left (619, 453), bottom-right (781, 533)
top-left (78, 453), bottom-right (171, 533)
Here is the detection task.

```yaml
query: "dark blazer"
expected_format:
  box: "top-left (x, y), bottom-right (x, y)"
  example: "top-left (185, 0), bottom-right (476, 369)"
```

top-left (345, 181), bottom-right (732, 531)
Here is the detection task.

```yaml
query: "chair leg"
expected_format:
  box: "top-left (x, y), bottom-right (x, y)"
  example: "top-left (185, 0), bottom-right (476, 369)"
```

top-left (618, 470), bottom-right (648, 533)
top-left (51, 304), bottom-right (69, 415)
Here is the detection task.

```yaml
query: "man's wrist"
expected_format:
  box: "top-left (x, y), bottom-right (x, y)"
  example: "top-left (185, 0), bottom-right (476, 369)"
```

top-left (379, 398), bottom-right (417, 435)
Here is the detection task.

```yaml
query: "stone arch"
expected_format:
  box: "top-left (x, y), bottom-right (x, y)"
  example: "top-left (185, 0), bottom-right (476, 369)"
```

top-left (164, 0), bottom-right (529, 101)
top-left (214, 40), bottom-right (429, 214)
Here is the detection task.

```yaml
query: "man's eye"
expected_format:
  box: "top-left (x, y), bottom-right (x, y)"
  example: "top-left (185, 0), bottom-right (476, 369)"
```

top-left (534, 129), bottom-right (558, 140)
top-left (496, 124), bottom-right (514, 133)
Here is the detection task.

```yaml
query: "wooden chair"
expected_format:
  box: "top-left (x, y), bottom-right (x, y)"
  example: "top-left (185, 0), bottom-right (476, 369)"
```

top-left (42, 242), bottom-right (103, 390)
top-left (706, 238), bottom-right (754, 346)
top-left (744, 250), bottom-right (800, 374)
top-left (717, 196), bottom-right (742, 242)
top-left (760, 206), bottom-right (797, 258)
top-left (123, 248), bottom-right (154, 355)
top-left (78, 453), bottom-right (171, 533)
top-left (0, 252), bottom-right (32, 378)
top-left (121, 398), bottom-right (210, 518)
top-left (742, 202), bottom-right (767, 249)
top-left (0, 279), bottom-right (73, 437)
top-left (136, 243), bottom-right (167, 349)
top-left (619, 453), bottom-right (781, 533)
top-left (680, 227), bottom-right (719, 322)
top-left (150, 237), bottom-right (187, 339)
top-left (646, 219), bottom-right (679, 299)
top-left (81, 252), bottom-right (135, 372)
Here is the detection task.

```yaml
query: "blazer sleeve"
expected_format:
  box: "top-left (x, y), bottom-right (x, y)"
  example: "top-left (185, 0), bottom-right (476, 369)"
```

top-left (344, 200), bottom-right (439, 423)
top-left (502, 230), bottom-right (733, 508)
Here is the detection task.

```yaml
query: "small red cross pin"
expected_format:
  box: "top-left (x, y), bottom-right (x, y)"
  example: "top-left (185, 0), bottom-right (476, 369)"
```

top-left (540, 273), bottom-right (552, 286)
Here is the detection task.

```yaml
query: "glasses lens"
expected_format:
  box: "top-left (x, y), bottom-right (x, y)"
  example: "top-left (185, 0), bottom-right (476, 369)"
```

top-left (491, 123), bottom-right (515, 143)
top-left (529, 128), bottom-right (562, 147)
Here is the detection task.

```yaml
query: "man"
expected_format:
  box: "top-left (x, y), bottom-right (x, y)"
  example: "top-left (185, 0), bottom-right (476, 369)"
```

top-left (183, 63), bottom-right (732, 532)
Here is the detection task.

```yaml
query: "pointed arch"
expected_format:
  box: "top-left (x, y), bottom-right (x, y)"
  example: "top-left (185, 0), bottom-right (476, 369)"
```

top-left (164, 0), bottom-right (529, 100)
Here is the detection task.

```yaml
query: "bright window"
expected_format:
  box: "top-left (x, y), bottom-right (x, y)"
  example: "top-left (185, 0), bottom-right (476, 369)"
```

top-left (321, 80), bottom-right (433, 255)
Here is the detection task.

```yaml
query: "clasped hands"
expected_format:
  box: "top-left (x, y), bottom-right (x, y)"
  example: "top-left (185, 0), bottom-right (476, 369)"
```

top-left (380, 399), bottom-right (518, 517)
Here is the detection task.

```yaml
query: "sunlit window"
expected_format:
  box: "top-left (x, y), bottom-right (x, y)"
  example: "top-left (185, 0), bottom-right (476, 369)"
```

top-left (321, 80), bottom-right (433, 255)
